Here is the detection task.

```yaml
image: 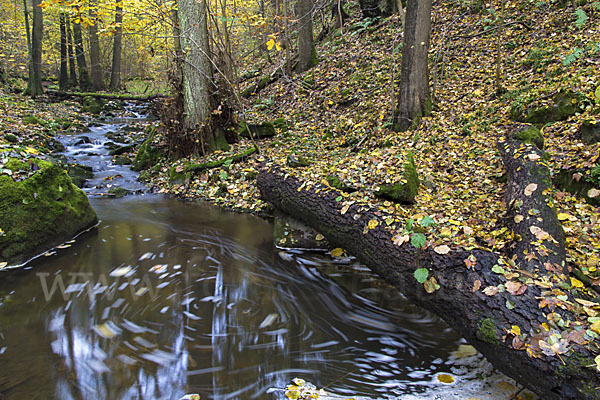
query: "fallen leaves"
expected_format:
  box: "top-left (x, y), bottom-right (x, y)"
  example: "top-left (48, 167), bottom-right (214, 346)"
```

top-left (505, 281), bottom-right (527, 295)
top-left (433, 244), bottom-right (450, 254)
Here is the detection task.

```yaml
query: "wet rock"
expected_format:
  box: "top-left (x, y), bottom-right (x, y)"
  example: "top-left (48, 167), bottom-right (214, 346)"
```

top-left (517, 91), bottom-right (586, 124)
top-left (107, 186), bottom-right (129, 198)
top-left (131, 127), bottom-right (163, 172)
top-left (74, 136), bottom-right (92, 146)
top-left (273, 211), bottom-right (329, 250)
top-left (3, 134), bottom-right (18, 143)
top-left (109, 144), bottom-right (135, 156)
top-left (113, 156), bottom-right (132, 166)
top-left (81, 96), bottom-right (104, 115)
top-left (64, 163), bottom-right (94, 188)
top-left (0, 163), bottom-right (97, 265)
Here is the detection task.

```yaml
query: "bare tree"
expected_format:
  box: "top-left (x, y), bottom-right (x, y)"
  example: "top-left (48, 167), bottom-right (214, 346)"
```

top-left (109, 1), bottom-right (123, 90)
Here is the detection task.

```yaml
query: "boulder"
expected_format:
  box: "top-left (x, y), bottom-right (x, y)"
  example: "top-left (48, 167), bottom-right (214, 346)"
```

top-left (131, 128), bottom-right (162, 172)
top-left (580, 120), bottom-right (600, 144)
top-left (238, 121), bottom-right (276, 139)
top-left (0, 164), bottom-right (97, 266)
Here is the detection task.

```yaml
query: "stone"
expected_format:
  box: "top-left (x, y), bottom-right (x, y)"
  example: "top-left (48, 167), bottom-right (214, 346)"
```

top-left (0, 163), bottom-right (97, 265)
top-left (580, 120), bottom-right (600, 144)
top-left (273, 212), bottom-right (329, 250)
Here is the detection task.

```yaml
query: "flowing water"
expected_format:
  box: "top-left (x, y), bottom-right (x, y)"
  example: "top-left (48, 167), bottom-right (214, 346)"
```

top-left (0, 105), bottom-right (528, 400)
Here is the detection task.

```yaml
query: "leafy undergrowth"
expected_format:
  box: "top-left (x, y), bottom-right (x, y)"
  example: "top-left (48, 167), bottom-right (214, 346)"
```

top-left (149, 0), bottom-right (600, 366)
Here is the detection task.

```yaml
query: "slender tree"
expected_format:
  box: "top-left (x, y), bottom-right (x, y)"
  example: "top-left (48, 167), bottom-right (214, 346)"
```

top-left (295, 0), bottom-right (317, 72)
top-left (24, 0), bottom-right (43, 97)
top-left (393, 0), bottom-right (432, 131)
top-left (109, 1), bottom-right (123, 90)
top-left (89, 0), bottom-right (105, 90)
top-left (59, 12), bottom-right (69, 90)
top-left (72, 17), bottom-right (92, 91)
top-left (66, 14), bottom-right (77, 87)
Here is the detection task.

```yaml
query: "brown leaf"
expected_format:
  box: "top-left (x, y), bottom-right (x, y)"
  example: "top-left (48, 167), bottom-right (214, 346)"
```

top-left (505, 281), bottom-right (527, 296)
top-left (472, 279), bottom-right (481, 292)
top-left (482, 286), bottom-right (498, 296)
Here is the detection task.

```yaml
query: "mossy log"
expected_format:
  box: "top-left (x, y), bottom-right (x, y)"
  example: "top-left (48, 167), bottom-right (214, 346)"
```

top-left (47, 89), bottom-right (166, 101)
top-left (186, 147), bottom-right (257, 174)
top-left (257, 162), bottom-right (599, 399)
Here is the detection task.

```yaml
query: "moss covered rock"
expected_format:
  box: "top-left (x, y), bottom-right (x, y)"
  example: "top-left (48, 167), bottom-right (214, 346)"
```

top-left (287, 153), bottom-right (310, 168)
top-left (23, 114), bottom-right (46, 126)
top-left (512, 125), bottom-right (544, 149)
top-left (553, 168), bottom-right (599, 206)
top-left (131, 128), bottom-right (162, 172)
top-left (0, 164), bottom-right (97, 265)
top-left (81, 96), bottom-right (104, 114)
top-left (238, 121), bottom-right (277, 138)
top-left (375, 153), bottom-right (420, 204)
top-left (64, 163), bottom-right (94, 187)
top-left (523, 92), bottom-right (586, 124)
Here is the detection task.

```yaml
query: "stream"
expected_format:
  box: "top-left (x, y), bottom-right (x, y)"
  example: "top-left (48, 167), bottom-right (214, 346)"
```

top-left (0, 104), bottom-right (527, 400)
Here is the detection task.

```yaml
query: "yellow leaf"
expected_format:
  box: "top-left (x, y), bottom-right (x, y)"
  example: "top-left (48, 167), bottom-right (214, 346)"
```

top-left (557, 213), bottom-right (571, 221)
top-left (437, 374), bottom-right (454, 383)
top-left (368, 219), bottom-right (378, 230)
top-left (285, 390), bottom-right (300, 400)
top-left (0, 262), bottom-right (7, 269)
top-left (25, 146), bottom-right (39, 155)
top-left (315, 233), bottom-right (324, 241)
top-left (266, 39), bottom-right (275, 50)
top-left (511, 325), bottom-right (521, 336)
top-left (514, 214), bottom-right (524, 223)
top-left (570, 277), bottom-right (584, 288)
top-left (330, 248), bottom-right (343, 257)
top-left (595, 355), bottom-right (600, 372)
top-left (340, 204), bottom-right (350, 215)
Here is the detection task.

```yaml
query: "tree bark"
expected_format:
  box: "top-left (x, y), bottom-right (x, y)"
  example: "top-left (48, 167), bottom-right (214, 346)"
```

top-left (109, 2), bottom-right (123, 90)
top-left (499, 125), bottom-right (567, 276)
top-left (66, 15), bottom-right (78, 87)
top-left (59, 13), bottom-right (69, 90)
top-left (88, 0), bottom-right (105, 91)
top-left (296, 0), bottom-right (317, 72)
top-left (393, 0), bottom-right (432, 131)
top-left (177, 0), bottom-right (211, 131)
top-left (25, 0), bottom-right (43, 97)
top-left (256, 136), bottom-right (599, 399)
top-left (72, 18), bottom-right (92, 91)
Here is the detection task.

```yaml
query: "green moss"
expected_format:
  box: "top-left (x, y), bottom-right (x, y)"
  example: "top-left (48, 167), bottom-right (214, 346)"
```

top-left (524, 92), bottom-right (586, 124)
top-left (23, 114), bottom-right (46, 126)
top-left (81, 96), bottom-right (104, 114)
top-left (272, 118), bottom-right (288, 132)
top-left (64, 163), bottom-right (93, 188)
top-left (476, 317), bottom-right (499, 345)
top-left (375, 152), bottom-right (420, 204)
top-left (131, 128), bottom-right (162, 172)
top-left (512, 126), bottom-right (544, 149)
top-left (238, 121), bottom-right (276, 138)
top-left (4, 134), bottom-right (17, 143)
top-left (107, 186), bottom-right (129, 198)
top-left (287, 153), bottom-right (310, 168)
top-left (326, 175), bottom-right (355, 192)
top-left (0, 164), bottom-right (97, 265)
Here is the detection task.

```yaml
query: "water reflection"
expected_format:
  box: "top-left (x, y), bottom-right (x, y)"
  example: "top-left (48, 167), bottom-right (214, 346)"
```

top-left (0, 196), bottom-right (461, 399)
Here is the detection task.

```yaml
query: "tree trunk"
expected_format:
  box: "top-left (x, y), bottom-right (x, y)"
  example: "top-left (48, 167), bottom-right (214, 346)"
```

top-left (88, 0), bottom-right (105, 91)
top-left (66, 15), bottom-right (78, 87)
top-left (393, 0), bottom-right (432, 131)
top-left (358, 0), bottom-right (396, 18)
top-left (59, 13), bottom-right (69, 90)
top-left (109, 2), bottom-right (123, 90)
top-left (256, 133), bottom-right (600, 399)
top-left (177, 0), bottom-right (211, 130)
top-left (25, 0), bottom-right (43, 97)
top-left (72, 19), bottom-right (92, 91)
top-left (296, 0), bottom-right (317, 72)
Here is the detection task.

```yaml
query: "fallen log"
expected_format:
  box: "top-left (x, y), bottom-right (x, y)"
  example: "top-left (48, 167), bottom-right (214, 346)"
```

top-left (257, 134), bottom-right (599, 399)
top-left (46, 89), bottom-right (166, 101)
